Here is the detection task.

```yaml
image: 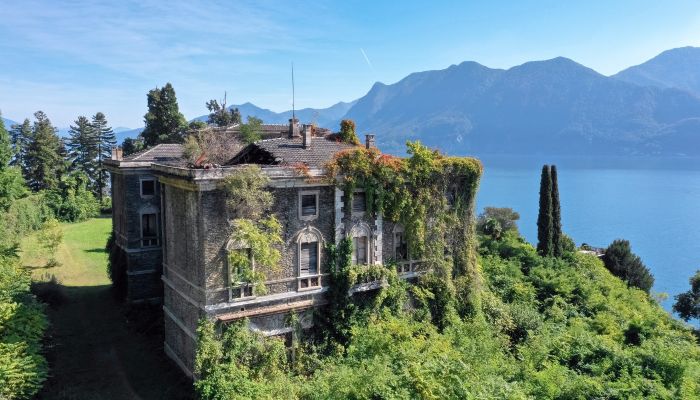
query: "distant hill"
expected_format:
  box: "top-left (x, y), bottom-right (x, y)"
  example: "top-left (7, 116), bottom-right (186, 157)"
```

top-left (2, 117), bottom-right (16, 129)
top-left (343, 57), bottom-right (700, 156)
top-left (613, 47), bottom-right (700, 97)
top-left (192, 101), bottom-right (355, 130)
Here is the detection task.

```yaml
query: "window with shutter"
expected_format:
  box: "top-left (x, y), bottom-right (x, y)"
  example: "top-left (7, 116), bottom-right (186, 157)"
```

top-left (354, 236), bottom-right (368, 265)
top-left (300, 242), bottom-right (318, 276)
top-left (395, 232), bottom-right (407, 261)
top-left (141, 213), bottom-right (158, 247)
top-left (352, 192), bottom-right (366, 213)
top-left (301, 194), bottom-right (317, 217)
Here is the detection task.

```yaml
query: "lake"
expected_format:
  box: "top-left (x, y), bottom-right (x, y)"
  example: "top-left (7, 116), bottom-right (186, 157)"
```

top-left (475, 157), bottom-right (700, 316)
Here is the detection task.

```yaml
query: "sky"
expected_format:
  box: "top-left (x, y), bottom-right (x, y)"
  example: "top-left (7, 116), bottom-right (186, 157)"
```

top-left (2, 0), bottom-right (700, 128)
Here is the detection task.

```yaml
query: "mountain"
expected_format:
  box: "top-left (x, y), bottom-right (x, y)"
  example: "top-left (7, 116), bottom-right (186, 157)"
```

top-left (343, 57), bottom-right (700, 156)
top-left (613, 47), bottom-right (700, 97)
top-left (2, 117), bottom-right (16, 129)
top-left (193, 100), bottom-right (355, 129)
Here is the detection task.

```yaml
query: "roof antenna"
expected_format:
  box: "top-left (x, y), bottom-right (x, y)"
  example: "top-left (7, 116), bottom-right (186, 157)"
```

top-left (291, 62), bottom-right (296, 122)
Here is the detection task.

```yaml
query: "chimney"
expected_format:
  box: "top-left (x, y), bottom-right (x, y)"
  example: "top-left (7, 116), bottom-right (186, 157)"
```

top-left (302, 125), bottom-right (312, 149)
top-left (365, 134), bottom-right (376, 150)
top-left (288, 118), bottom-right (300, 138)
top-left (111, 146), bottom-right (123, 161)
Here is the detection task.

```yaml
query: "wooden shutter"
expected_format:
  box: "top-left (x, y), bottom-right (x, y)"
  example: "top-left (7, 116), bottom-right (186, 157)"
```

top-left (352, 192), bottom-right (366, 212)
top-left (355, 236), bottom-right (367, 264)
top-left (300, 242), bottom-right (317, 275)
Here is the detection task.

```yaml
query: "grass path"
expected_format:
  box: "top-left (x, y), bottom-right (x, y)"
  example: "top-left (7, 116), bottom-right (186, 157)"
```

top-left (22, 217), bottom-right (193, 400)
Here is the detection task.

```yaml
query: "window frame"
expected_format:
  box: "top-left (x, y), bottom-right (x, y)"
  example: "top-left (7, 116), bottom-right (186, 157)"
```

top-left (140, 177), bottom-right (156, 198)
top-left (298, 190), bottom-right (320, 221)
top-left (349, 223), bottom-right (372, 266)
top-left (296, 228), bottom-right (323, 291)
top-left (226, 241), bottom-right (256, 301)
top-left (351, 190), bottom-right (367, 215)
top-left (139, 211), bottom-right (159, 248)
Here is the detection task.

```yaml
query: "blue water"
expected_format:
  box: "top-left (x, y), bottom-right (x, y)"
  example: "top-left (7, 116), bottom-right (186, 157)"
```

top-left (476, 163), bottom-right (700, 315)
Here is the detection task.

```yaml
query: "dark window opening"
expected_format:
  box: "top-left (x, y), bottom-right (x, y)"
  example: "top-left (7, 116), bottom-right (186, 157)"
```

top-left (141, 179), bottom-right (155, 196)
top-left (395, 232), bottom-right (408, 261)
top-left (141, 213), bottom-right (158, 247)
top-left (301, 194), bottom-right (317, 217)
top-left (353, 236), bottom-right (368, 265)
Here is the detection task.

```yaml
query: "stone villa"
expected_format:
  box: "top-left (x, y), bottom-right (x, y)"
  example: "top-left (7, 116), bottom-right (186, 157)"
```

top-left (106, 119), bottom-right (474, 377)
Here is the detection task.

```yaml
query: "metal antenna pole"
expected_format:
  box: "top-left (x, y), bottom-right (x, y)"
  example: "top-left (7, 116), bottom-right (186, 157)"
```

top-left (292, 62), bottom-right (295, 121)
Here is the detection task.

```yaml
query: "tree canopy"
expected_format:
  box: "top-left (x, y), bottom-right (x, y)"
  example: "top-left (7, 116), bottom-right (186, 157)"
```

top-left (141, 83), bottom-right (188, 146)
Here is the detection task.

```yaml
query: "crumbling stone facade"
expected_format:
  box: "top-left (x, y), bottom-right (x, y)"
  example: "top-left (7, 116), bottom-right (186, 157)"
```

top-left (107, 121), bottom-right (478, 378)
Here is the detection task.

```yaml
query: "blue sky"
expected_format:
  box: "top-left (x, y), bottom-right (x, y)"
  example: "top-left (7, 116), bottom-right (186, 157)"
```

top-left (2, 0), bottom-right (700, 128)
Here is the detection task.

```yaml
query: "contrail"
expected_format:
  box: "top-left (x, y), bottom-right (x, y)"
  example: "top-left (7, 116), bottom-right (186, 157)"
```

top-left (360, 48), bottom-right (373, 69)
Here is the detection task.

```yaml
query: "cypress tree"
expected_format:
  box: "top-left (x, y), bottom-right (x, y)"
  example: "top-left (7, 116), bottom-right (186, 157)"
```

top-left (536, 164), bottom-right (553, 256)
top-left (0, 112), bottom-right (28, 211)
top-left (551, 165), bottom-right (563, 257)
top-left (141, 83), bottom-right (188, 147)
top-left (91, 112), bottom-right (116, 201)
top-left (25, 111), bottom-right (65, 191)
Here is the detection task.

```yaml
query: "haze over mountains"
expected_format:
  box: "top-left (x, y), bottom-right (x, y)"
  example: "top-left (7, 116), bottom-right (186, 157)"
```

top-left (6, 47), bottom-right (700, 157)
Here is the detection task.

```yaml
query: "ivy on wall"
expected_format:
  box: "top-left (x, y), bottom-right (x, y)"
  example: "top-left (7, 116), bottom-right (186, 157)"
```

top-left (326, 141), bottom-right (483, 329)
top-left (221, 165), bottom-right (282, 295)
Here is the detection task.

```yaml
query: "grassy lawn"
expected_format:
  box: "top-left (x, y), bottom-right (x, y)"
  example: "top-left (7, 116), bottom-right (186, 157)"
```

top-left (21, 217), bottom-right (193, 400)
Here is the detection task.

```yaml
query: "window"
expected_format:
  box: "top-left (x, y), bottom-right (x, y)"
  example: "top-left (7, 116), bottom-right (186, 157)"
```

top-left (394, 232), bottom-right (408, 261)
top-left (299, 191), bottom-right (318, 220)
top-left (297, 228), bottom-right (323, 290)
top-left (352, 192), bottom-right (366, 213)
top-left (141, 179), bottom-right (155, 197)
top-left (141, 213), bottom-right (158, 247)
top-left (353, 236), bottom-right (368, 265)
top-left (228, 248), bottom-right (255, 299)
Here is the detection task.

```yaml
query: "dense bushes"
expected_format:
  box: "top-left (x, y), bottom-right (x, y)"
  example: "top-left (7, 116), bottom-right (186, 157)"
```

top-left (106, 232), bottom-right (127, 300)
top-left (0, 256), bottom-right (48, 399)
top-left (194, 225), bottom-right (700, 399)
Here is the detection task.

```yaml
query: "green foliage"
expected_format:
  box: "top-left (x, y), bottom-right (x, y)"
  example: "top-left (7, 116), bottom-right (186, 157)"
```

top-left (603, 239), bottom-right (654, 293)
top-left (206, 96), bottom-right (241, 127)
top-left (537, 164), bottom-right (553, 256)
top-left (38, 218), bottom-right (63, 267)
top-left (477, 206), bottom-right (520, 234)
top-left (45, 171), bottom-right (100, 222)
top-left (0, 111), bottom-right (11, 168)
top-left (228, 217), bottom-right (283, 295)
top-left (9, 119), bottom-right (32, 174)
top-left (0, 254), bottom-right (48, 399)
top-left (141, 83), bottom-right (188, 146)
top-left (121, 137), bottom-right (144, 156)
top-left (673, 270), bottom-right (700, 322)
top-left (24, 111), bottom-right (65, 191)
top-left (550, 165), bottom-right (563, 257)
top-left (106, 231), bottom-right (127, 300)
top-left (338, 119), bottom-right (360, 145)
top-left (239, 116), bottom-right (263, 145)
top-left (220, 165), bottom-right (273, 220)
top-left (0, 166), bottom-right (29, 212)
top-left (90, 112), bottom-right (117, 202)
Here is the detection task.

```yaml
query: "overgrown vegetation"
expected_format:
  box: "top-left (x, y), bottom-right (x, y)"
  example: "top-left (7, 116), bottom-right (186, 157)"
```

top-left (603, 239), bottom-right (655, 293)
top-left (674, 270), bottom-right (700, 323)
top-left (338, 119), bottom-right (360, 145)
top-left (220, 165), bottom-right (282, 294)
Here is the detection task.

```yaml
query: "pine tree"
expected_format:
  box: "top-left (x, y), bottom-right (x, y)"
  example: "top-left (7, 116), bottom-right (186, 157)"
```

top-left (66, 116), bottom-right (97, 179)
top-left (550, 165), bottom-right (563, 257)
top-left (142, 83), bottom-right (188, 147)
top-left (0, 112), bottom-right (11, 168)
top-left (536, 165), bottom-right (553, 256)
top-left (91, 112), bottom-right (116, 201)
top-left (9, 118), bottom-right (32, 175)
top-left (25, 111), bottom-right (65, 191)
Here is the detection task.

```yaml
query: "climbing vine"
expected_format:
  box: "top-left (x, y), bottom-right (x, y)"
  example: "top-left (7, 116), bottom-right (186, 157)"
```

top-left (221, 165), bottom-right (282, 295)
top-left (326, 141), bottom-right (483, 328)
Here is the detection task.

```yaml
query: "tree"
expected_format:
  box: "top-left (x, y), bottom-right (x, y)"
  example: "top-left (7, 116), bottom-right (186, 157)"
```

top-left (536, 165), bottom-right (553, 256)
top-left (141, 83), bottom-right (188, 146)
top-left (9, 118), bottom-right (32, 173)
top-left (91, 112), bottom-right (117, 201)
top-left (38, 218), bottom-right (63, 267)
top-left (206, 93), bottom-right (241, 127)
top-left (121, 137), bottom-right (144, 156)
top-left (602, 239), bottom-right (654, 293)
top-left (240, 116), bottom-right (262, 144)
top-left (477, 207), bottom-right (520, 233)
top-left (673, 270), bottom-right (700, 322)
top-left (550, 165), bottom-right (563, 257)
top-left (66, 116), bottom-right (97, 179)
top-left (339, 119), bottom-right (360, 145)
top-left (0, 113), bottom-right (28, 211)
top-left (25, 111), bottom-right (65, 191)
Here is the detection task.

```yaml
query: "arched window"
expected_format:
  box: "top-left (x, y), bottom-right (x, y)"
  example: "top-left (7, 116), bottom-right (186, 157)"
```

top-left (350, 223), bottom-right (371, 265)
top-left (139, 205), bottom-right (159, 248)
top-left (393, 225), bottom-right (410, 274)
top-left (295, 227), bottom-right (324, 290)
